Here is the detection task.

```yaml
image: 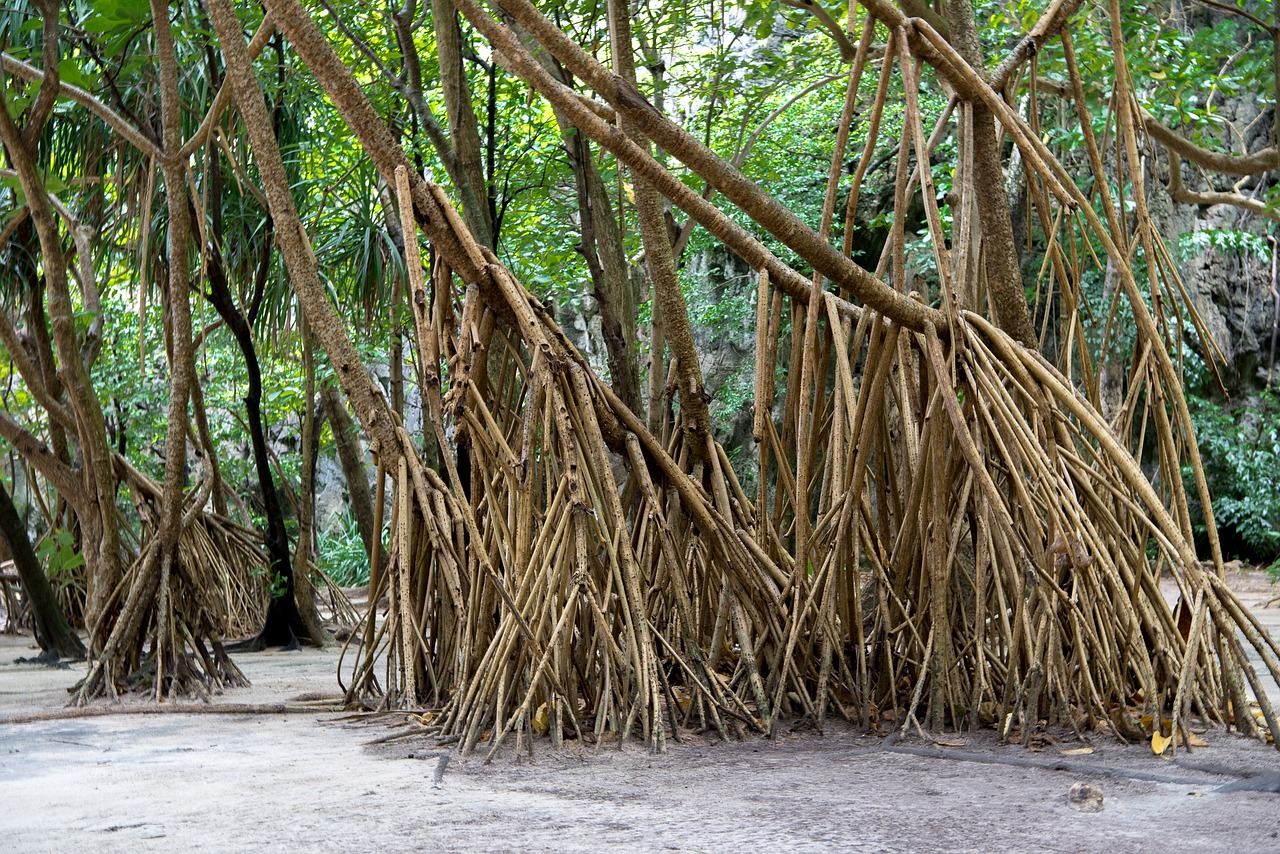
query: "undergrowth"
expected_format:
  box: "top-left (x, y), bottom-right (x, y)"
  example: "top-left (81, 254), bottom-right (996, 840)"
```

top-left (1186, 390), bottom-right (1280, 577)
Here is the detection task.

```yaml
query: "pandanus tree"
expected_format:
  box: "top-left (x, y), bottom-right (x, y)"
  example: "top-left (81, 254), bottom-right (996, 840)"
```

top-left (220, 0), bottom-right (1279, 753)
top-left (2, 0), bottom-right (1279, 755)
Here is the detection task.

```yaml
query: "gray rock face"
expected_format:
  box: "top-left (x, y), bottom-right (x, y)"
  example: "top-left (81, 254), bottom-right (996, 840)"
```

top-left (313, 455), bottom-right (348, 534)
top-left (1177, 205), bottom-right (1276, 393)
top-left (684, 248), bottom-right (759, 452)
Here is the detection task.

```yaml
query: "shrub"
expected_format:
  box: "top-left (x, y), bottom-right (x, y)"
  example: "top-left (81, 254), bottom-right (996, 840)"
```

top-left (316, 511), bottom-right (371, 588)
top-left (1186, 391), bottom-right (1280, 573)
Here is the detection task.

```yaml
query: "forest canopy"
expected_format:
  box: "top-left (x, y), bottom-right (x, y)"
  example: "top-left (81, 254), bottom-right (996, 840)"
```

top-left (1, 0), bottom-right (1279, 754)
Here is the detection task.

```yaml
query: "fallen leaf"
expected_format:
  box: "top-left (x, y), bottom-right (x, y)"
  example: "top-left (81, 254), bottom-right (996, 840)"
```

top-left (1059, 746), bottom-right (1095, 756)
top-left (531, 702), bottom-right (549, 736)
top-left (1151, 730), bottom-right (1171, 755)
top-left (932, 739), bottom-right (966, 748)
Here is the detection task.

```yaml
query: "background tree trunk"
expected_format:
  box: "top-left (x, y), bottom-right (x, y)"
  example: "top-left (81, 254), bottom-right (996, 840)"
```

top-left (0, 479), bottom-right (85, 660)
top-left (321, 381), bottom-right (382, 576)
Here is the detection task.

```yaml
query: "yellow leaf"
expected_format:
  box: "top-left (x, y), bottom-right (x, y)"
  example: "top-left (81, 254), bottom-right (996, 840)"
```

top-left (1150, 69), bottom-right (1167, 80)
top-left (532, 702), bottom-right (549, 736)
top-left (1151, 730), bottom-right (1171, 755)
top-left (622, 181), bottom-right (635, 205)
top-left (1059, 746), bottom-right (1095, 756)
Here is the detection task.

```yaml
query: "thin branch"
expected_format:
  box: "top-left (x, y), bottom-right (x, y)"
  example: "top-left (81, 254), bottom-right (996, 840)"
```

top-left (1168, 154), bottom-right (1280, 224)
top-left (0, 53), bottom-right (163, 162)
top-left (778, 0), bottom-right (858, 61)
top-left (1188, 0), bottom-right (1275, 33)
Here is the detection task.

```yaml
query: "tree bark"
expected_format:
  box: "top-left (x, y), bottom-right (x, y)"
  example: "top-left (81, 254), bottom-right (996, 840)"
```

top-left (294, 316), bottom-right (330, 645)
top-left (0, 2), bottom-right (123, 641)
top-left (209, 0), bottom-right (404, 477)
top-left (431, 0), bottom-right (495, 248)
top-left (943, 0), bottom-right (1036, 345)
top-left (566, 129), bottom-right (643, 414)
top-left (321, 381), bottom-right (381, 572)
top-left (605, 0), bottom-right (712, 450)
top-left (386, 0), bottom-right (493, 246)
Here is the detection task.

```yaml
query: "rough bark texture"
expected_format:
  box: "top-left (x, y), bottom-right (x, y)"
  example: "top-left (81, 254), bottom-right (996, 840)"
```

top-left (294, 323), bottom-right (331, 646)
top-left (431, 0), bottom-right (495, 248)
top-left (0, 2), bottom-right (123, 640)
top-left (944, 0), bottom-right (1037, 346)
top-left (153, 0), bottom-right (196, 567)
top-left (567, 131), bottom-right (643, 414)
top-left (605, 0), bottom-right (712, 448)
top-left (210, 0), bottom-right (405, 483)
top-left (507, 22), bottom-right (642, 412)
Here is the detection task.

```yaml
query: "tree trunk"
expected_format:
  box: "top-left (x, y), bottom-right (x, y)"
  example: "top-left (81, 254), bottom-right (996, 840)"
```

top-left (605, 0), bottom-right (712, 450)
top-left (566, 129), bottom-right (643, 414)
top-left (431, 0), bottom-right (495, 248)
top-left (943, 0), bottom-right (1037, 346)
top-left (205, 247), bottom-right (309, 648)
top-left (321, 381), bottom-right (381, 573)
top-left (210, 0), bottom-right (405, 487)
top-left (0, 3), bottom-right (123, 643)
top-left (0, 479), bottom-right (85, 660)
top-left (509, 22), bottom-right (642, 412)
top-left (197, 125), bottom-right (316, 648)
top-left (294, 316), bottom-right (330, 645)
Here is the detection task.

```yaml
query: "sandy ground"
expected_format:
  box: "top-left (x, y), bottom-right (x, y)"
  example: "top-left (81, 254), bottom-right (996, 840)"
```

top-left (2, 570), bottom-right (1280, 852)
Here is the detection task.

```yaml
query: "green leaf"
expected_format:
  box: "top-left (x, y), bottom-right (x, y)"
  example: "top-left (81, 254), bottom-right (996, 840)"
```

top-left (57, 58), bottom-right (95, 91)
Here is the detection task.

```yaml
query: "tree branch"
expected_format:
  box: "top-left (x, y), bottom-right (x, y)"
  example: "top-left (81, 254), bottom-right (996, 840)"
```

top-left (0, 411), bottom-right (80, 500)
top-left (990, 0), bottom-right (1085, 90)
top-left (0, 301), bottom-right (76, 432)
top-left (1143, 109), bottom-right (1280, 176)
top-left (778, 0), bottom-right (859, 61)
top-left (22, 0), bottom-right (62, 149)
top-left (1189, 0), bottom-right (1275, 34)
top-left (1168, 154), bottom-right (1280, 224)
top-left (481, 0), bottom-right (949, 330)
top-left (177, 12), bottom-right (276, 160)
top-left (0, 53), bottom-right (163, 162)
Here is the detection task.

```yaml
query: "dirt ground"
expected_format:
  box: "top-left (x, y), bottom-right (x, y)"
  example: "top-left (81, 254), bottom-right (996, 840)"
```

top-left (2, 568), bottom-right (1280, 852)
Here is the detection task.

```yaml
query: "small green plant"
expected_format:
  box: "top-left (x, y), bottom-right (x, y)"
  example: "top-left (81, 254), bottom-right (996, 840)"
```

top-left (35, 528), bottom-right (86, 592)
top-left (317, 511), bottom-right (372, 587)
top-left (249, 564), bottom-right (289, 598)
top-left (1176, 228), bottom-right (1272, 264)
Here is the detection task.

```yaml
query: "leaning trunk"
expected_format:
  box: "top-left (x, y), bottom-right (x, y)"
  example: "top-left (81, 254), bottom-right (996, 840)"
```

top-left (0, 479), bottom-right (85, 659)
